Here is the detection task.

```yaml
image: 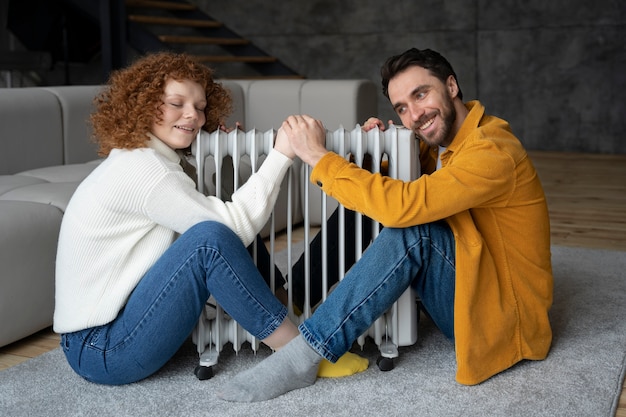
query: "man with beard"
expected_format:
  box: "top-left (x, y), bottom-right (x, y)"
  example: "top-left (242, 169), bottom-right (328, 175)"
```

top-left (218, 48), bottom-right (553, 402)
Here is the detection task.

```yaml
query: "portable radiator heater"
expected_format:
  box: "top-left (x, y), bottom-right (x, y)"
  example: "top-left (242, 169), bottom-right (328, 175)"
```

top-left (191, 125), bottom-right (420, 380)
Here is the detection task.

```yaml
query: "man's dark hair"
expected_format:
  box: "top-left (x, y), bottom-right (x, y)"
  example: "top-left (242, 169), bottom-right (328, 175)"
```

top-left (381, 48), bottom-right (463, 100)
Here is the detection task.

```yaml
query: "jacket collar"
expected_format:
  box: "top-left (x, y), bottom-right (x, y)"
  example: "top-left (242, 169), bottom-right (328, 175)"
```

top-left (430, 100), bottom-right (484, 168)
top-left (447, 100), bottom-right (484, 153)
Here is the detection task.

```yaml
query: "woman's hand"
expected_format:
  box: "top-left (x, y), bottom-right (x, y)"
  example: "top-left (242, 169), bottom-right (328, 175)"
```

top-left (281, 115), bottom-right (328, 167)
top-left (274, 126), bottom-right (296, 159)
top-left (218, 121), bottom-right (243, 133)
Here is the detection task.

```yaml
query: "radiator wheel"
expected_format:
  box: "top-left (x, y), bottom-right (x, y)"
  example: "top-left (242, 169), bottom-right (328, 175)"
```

top-left (194, 365), bottom-right (214, 380)
top-left (376, 355), bottom-right (395, 371)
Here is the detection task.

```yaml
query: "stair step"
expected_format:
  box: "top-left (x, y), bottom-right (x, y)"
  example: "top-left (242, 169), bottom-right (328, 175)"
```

top-left (124, 0), bottom-right (303, 78)
top-left (158, 35), bottom-right (249, 45)
top-left (194, 55), bottom-right (278, 63)
top-left (220, 75), bottom-right (306, 80)
top-left (128, 15), bottom-right (222, 28)
top-left (125, 0), bottom-right (197, 11)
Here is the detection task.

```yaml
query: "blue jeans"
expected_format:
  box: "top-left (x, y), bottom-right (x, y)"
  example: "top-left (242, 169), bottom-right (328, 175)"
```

top-left (61, 221), bottom-right (287, 385)
top-left (299, 221), bottom-right (456, 362)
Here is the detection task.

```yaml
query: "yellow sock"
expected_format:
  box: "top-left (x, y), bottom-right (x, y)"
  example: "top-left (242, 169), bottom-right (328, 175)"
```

top-left (317, 351), bottom-right (369, 378)
top-left (292, 303), bottom-right (302, 317)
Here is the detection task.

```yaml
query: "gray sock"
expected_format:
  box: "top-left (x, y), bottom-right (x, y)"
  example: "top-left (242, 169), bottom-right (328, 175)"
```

top-left (217, 335), bottom-right (322, 402)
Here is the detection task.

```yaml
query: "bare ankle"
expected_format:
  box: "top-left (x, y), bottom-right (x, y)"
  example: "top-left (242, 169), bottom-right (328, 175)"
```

top-left (262, 318), bottom-right (299, 350)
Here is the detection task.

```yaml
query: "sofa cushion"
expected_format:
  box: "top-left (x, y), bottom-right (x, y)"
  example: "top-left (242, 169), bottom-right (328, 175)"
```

top-left (0, 201), bottom-right (61, 347)
top-left (0, 182), bottom-right (82, 212)
top-left (217, 80), bottom-right (246, 129)
top-left (300, 80), bottom-right (378, 130)
top-left (243, 80), bottom-right (305, 131)
top-left (0, 88), bottom-right (64, 175)
top-left (42, 86), bottom-right (102, 164)
top-left (17, 160), bottom-right (101, 183)
top-left (0, 175), bottom-right (47, 196)
top-left (0, 163), bottom-right (100, 211)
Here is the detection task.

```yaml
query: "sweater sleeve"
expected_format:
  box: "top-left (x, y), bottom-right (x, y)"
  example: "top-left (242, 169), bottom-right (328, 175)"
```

top-left (145, 149), bottom-right (292, 246)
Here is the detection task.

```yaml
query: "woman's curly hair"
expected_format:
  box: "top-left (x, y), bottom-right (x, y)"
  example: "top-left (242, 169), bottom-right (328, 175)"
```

top-left (91, 52), bottom-right (232, 156)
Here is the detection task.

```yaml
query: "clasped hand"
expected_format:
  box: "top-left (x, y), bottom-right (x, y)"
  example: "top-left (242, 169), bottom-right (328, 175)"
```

top-left (275, 115), bottom-right (327, 167)
top-left (274, 115), bottom-right (396, 167)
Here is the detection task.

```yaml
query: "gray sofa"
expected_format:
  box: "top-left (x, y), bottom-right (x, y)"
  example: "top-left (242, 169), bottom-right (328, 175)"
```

top-left (0, 79), bottom-right (377, 347)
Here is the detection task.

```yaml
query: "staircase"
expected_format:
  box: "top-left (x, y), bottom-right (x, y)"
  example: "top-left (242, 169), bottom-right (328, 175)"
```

top-left (132, 0), bottom-right (306, 79)
top-left (125, 0), bottom-right (303, 78)
top-left (4, 0), bottom-right (303, 84)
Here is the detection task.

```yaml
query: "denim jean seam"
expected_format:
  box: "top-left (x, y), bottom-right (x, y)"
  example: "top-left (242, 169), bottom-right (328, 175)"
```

top-left (70, 326), bottom-right (107, 354)
top-left (299, 323), bottom-right (338, 362)
top-left (418, 229), bottom-right (456, 339)
top-left (105, 251), bottom-right (196, 357)
top-left (429, 239), bottom-right (455, 270)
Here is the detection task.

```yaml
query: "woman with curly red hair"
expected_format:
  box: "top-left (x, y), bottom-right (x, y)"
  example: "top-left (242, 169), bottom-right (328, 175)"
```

top-left (53, 52), bottom-right (300, 385)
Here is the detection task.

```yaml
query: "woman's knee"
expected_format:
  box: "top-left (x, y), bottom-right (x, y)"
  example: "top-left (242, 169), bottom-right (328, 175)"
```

top-left (189, 220), bottom-right (232, 236)
top-left (186, 221), bottom-right (240, 247)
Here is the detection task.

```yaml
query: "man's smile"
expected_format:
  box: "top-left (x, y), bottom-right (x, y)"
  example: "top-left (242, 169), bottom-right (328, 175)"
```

top-left (419, 117), bottom-right (435, 131)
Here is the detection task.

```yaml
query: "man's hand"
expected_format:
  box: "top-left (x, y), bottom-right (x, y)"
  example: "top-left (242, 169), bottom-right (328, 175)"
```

top-left (362, 117), bottom-right (395, 132)
top-left (281, 115), bottom-right (328, 167)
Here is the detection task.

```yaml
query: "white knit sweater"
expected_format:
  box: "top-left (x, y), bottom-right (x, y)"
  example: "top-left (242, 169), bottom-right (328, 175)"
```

top-left (53, 135), bottom-right (292, 333)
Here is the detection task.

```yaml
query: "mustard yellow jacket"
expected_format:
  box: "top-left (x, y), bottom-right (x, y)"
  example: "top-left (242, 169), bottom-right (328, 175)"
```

top-left (309, 101), bottom-right (553, 385)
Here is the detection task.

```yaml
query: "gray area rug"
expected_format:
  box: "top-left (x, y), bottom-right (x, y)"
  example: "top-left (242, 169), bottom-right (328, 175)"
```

top-left (1, 245), bottom-right (625, 417)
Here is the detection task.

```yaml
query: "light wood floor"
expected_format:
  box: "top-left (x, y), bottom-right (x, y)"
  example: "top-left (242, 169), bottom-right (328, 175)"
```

top-left (1, 151), bottom-right (625, 415)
